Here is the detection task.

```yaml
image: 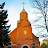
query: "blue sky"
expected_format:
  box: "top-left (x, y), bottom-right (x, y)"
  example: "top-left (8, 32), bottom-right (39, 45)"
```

top-left (0, 0), bottom-right (30, 8)
top-left (0, 0), bottom-right (46, 42)
top-left (0, 0), bottom-right (34, 31)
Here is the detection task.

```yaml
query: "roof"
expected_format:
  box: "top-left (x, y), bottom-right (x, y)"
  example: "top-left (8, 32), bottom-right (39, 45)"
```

top-left (21, 9), bottom-right (27, 13)
top-left (9, 28), bottom-right (17, 44)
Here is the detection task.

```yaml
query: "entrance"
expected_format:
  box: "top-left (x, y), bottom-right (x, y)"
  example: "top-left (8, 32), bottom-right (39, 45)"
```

top-left (23, 46), bottom-right (28, 48)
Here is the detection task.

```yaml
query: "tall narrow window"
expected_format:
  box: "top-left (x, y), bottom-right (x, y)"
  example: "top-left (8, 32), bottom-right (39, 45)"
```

top-left (24, 30), bottom-right (27, 35)
top-left (8, 43), bottom-right (11, 48)
top-left (32, 43), bottom-right (35, 48)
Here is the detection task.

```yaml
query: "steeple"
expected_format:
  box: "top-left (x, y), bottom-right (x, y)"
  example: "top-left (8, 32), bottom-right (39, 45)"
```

top-left (21, 2), bottom-right (27, 13)
top-left (20, 2), bottom-right (28, 22)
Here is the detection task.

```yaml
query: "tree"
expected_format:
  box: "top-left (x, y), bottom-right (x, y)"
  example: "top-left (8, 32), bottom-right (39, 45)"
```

top-left (0, 2), bottom-right (11, 48)
top-left (43, 38), bottom-right (48, 48)
top-left (41, 38), bottom-right (48, 48)
top-left (41, 43), bottom-right (47, 48)
top-left (29, 0), bottom-right (48, 37)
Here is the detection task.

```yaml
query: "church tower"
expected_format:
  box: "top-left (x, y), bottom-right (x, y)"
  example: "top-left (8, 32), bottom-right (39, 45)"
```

top-left (17, 2), bottom-right (32, 44)
top-left (9, 2), bottom-right (40, 48)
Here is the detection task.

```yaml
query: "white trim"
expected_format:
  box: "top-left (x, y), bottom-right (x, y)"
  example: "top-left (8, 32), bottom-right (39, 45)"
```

top-left (21, 44), bottom-right (30, 48)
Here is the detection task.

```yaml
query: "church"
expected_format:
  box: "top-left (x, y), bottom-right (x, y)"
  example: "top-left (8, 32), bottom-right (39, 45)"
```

top-left (9, 3), bottom-right (40, 48)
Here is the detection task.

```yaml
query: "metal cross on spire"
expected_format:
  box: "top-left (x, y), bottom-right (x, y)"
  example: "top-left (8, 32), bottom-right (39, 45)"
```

top-left (22, 2), bottom-right (25, 9)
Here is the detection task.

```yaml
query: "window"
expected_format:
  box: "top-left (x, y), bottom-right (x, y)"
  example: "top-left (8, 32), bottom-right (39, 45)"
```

top-left (32, 43), bottom-right (35, 48)
top-left (8, 43), bottom-right (11, 48)
top-left (24, 30), bottom-right (27, 35)
top-left (21, 18), bottom-right (23, 20)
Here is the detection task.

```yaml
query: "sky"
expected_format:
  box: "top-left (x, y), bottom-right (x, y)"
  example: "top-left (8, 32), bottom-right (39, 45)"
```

top-left (0, 0), bottom-right (47, 42)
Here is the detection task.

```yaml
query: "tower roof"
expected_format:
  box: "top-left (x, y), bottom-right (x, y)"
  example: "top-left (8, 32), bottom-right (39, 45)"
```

top-left (21, 8), bottom-right (27, 13)
top-left (21, 2), bottom-right (27, 13)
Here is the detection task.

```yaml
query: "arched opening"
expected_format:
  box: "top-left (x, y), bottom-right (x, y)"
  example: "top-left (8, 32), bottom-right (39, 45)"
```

top-left (32, 43), bottom-right (35, 48)
top-left (23, 46), bottom-right (28, 48)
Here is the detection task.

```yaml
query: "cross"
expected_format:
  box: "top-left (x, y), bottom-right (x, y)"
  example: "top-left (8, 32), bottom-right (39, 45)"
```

top-left (22, 2), bottom-right (25, 9)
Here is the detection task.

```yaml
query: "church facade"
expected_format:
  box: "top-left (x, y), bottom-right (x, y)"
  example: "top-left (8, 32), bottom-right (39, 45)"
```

top-left (9, 3), bottom-right (40, 48)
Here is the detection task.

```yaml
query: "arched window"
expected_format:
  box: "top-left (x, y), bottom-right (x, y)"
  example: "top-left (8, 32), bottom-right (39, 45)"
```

top-left (8, 43), bottom-right (11, 48)
top-left (32, 43), bottom-right (35, 48)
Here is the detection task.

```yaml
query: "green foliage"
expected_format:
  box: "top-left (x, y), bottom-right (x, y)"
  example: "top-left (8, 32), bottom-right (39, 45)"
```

top-left (41, 38), bottom-right (48, 48)
top-left (43, 39), bottom-right (48, 44)
top-left (41, 43), bottom-right (47, 48)
top-left (0, 2), bottom-right (11, 48)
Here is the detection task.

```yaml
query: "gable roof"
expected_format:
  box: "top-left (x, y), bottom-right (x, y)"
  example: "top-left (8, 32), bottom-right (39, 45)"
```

top-left (9, 28), bottom-right (17, 44)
